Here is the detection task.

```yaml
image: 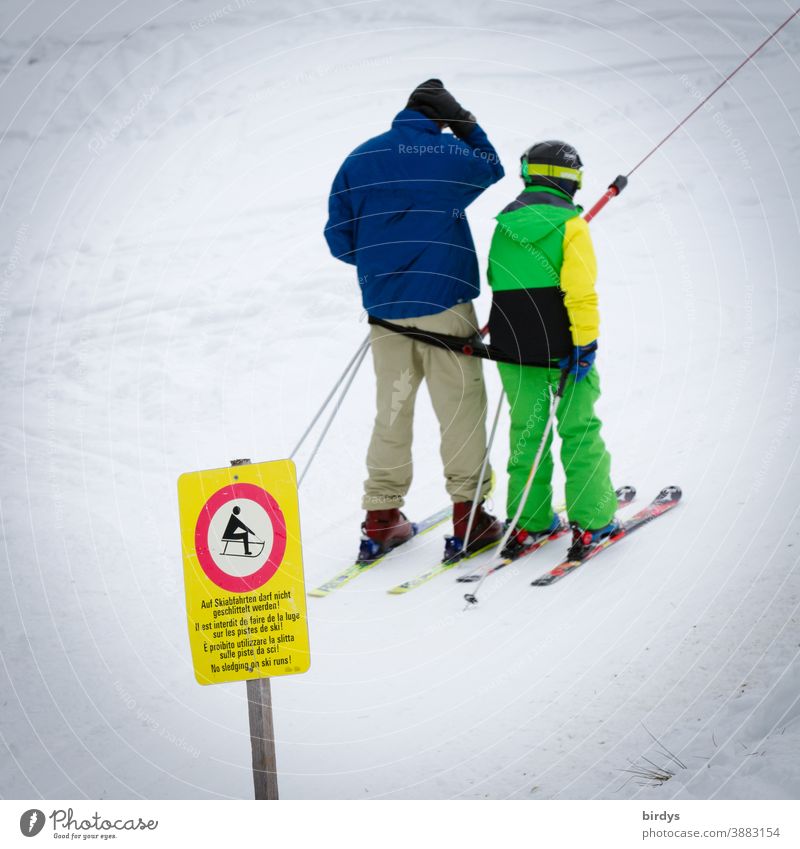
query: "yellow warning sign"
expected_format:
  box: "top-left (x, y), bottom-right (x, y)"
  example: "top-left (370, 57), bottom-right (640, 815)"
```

top-left (177, 459), bottom-right (310, 685)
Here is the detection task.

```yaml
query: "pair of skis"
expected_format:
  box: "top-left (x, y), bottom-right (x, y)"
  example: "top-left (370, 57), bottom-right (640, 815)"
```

top-left (456, 485), bottom-right (636, 590)
top-left (308, 486), bottom-right (681, 598)
top-left (529, 485), bottom-right (682, 587)
top-left (307, 505), bottom-right (451, 597)
top-left (461, 485), bottom-right (681, 605)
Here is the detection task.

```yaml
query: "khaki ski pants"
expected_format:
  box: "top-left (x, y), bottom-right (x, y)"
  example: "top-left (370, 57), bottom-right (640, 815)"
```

top-left (362, 302), bottom-right (492, 510)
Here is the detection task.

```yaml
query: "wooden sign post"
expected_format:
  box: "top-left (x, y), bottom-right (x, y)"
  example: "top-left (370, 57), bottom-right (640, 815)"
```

top-left (246, 676), bottom-right (279, 799)
top-left (177, 456), bottom-right (310, 800)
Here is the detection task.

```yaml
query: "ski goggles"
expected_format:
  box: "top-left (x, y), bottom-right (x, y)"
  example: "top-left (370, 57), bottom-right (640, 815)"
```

top-left (523, 162), bottom-right (583, 189)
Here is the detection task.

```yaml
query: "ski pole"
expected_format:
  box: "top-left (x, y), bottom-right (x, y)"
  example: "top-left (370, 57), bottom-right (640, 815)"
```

top-left (297, 337), bottom-right (370, 488)
top-left (459, 390), bottom-right (504, 558)
top-left (464, 368), bottom-right (569, 608)
top-left (583, 7), bottom-right (799, 222)
top-left (290, 332), bottom-right (370, 460)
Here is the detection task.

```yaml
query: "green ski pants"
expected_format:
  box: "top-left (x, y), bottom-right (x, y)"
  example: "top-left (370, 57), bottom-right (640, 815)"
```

top-left (497, 363), bottom-right (617, 531)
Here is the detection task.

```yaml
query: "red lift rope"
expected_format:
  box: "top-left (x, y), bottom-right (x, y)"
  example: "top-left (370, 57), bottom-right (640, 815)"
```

top-left (583, 7), bottom-right (800, 222)
top-left (479, 8), bottom-right (798, 336)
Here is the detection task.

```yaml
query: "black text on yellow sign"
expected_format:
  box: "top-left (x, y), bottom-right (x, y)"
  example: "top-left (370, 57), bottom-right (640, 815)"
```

top-left (177, 459), bottom-right (310, 685)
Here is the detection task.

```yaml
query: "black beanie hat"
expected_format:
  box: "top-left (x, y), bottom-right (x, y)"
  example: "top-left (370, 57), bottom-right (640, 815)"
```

top-left (406, 79), bottom-right (445, 119)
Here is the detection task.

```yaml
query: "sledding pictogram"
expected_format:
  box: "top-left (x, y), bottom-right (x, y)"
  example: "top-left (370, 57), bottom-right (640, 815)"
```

top-left (194, 483), bottom-right (285, 593)
top-left (219, 505), bottom-right (266, 558)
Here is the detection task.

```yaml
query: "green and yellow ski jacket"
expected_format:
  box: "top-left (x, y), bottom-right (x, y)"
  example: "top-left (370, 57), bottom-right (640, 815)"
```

top-left (487, 186), bottom-right (599, 364)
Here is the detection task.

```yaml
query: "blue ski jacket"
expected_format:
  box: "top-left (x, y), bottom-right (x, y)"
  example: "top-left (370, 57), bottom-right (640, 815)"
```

top-left (324, 108), bottom-right (504, 319)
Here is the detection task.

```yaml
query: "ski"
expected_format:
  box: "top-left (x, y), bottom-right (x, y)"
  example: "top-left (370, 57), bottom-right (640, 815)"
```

top-left (530, 485), bottom-right (682, 587)
top-left (455, 524), bottom-right (568, 584)
top-left (386, 534), bottom-right (503, 595)
top-left (457, 485), bottom-right (636, 584)
top-left (389, 487), bottom-right (635, 595)
top-left (308, 505), bottom-right (451, 597)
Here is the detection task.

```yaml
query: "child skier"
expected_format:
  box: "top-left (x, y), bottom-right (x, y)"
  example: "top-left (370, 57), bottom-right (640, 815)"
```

top-left (487, 140), bottom-right (620, 560)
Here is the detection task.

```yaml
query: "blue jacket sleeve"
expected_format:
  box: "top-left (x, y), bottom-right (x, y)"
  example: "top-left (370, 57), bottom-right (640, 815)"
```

top-left (450, 122), bottom-right (504, 205)
top-left (324, 166), bottom-right (357, 265)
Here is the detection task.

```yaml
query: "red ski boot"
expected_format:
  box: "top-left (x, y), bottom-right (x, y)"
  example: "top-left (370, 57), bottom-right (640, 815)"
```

top-left (444, 501), bottom-right (504, 562)
top-left (359, 508), bottom-right (417, 563)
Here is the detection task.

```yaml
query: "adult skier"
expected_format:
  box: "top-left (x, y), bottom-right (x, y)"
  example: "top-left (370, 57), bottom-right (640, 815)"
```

top-left (487, 141), bottom-right (620, 560)
top-left (324, 79), bottom-right (505, 561)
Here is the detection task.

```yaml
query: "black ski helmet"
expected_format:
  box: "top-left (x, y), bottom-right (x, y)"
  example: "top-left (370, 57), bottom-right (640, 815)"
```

top-left (520, 140), bottom-right (583, 196)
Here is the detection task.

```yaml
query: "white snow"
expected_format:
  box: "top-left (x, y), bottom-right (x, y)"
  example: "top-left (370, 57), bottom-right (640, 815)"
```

top-left (1, 0), bottom-right (799, 800)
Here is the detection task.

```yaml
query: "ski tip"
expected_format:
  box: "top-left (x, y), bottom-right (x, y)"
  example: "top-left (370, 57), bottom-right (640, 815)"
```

top-left (307, 588), bottom-right (329, 598)
top-left (531, 573), bottom-right (559, 586)
top-left (387, 584), bottom-right (410, 595)
top-left (616, 485), bottom-right (636, 503)
top-left (657, 485), bottom-right (682, 503)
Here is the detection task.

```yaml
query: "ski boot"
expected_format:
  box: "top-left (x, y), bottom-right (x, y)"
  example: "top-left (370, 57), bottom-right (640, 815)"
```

top-left (500, 514), bottom-right (563, 560)
top-left (443, 501), bottom-right (504, 562)
top-left (566, 517), bottom-right (622, 561)
top-left (358, 508), bottom-right (417, 563)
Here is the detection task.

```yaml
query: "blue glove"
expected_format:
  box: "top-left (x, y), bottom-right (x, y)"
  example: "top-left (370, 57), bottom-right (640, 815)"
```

top-left (559, 341), bottom-right (597, 382)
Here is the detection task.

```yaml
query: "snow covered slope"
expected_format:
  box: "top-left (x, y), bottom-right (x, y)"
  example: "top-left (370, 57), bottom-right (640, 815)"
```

top-left (1, 0), bottom-right (798, 800)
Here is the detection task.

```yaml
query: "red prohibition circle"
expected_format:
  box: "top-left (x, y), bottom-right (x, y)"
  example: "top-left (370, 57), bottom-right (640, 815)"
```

top-left (194, 482), bottom-right (287, 593)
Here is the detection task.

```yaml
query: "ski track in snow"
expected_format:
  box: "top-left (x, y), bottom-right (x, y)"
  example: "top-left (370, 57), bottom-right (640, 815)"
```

top-left (1, 0), bottom-right (799, 800)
